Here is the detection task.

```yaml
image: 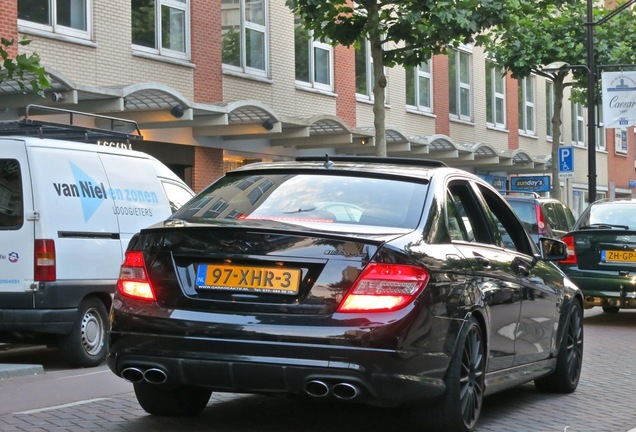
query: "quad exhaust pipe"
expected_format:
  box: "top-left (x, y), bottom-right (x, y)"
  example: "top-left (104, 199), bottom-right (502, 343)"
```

top-left (304, 380), bottom-right (361, 400)
top-left (120, 367), bottom-right (168, 384)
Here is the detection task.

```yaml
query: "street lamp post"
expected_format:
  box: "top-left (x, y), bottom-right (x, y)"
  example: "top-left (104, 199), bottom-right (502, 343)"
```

top-left (586, 0), bottom-right (636, 204)
top-left (586, 0), bottom-right (596, 203)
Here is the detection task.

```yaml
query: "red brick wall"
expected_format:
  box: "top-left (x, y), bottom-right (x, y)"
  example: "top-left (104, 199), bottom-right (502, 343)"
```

top-left (433, 54), bottom-right (449, 136)
top-left (191, 0), bottom-right (223, 103)
top-left (0, 2), bottom-right (18, 56)
top-left (334, 44), bottom-right (356, 127)
top-left (506, 74), bottom-right (519, 149)
top-left (193, 147), bottom-right (224, 192)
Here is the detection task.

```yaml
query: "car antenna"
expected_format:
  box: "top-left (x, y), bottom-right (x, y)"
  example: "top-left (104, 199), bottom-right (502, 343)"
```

top-left (324, 154), bottom-right (334, 169)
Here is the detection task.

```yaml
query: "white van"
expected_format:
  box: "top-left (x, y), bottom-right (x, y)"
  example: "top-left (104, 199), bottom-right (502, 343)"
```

top-left (0, 107), bottom-right (194, 367)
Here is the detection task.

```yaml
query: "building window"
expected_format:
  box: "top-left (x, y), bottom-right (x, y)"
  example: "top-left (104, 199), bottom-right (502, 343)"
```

top-left (518, 76), bottom-right (535, 135)
top-left (222, 0), bottom-right (268, 76)
top-left (18, 0), bottom-right (91, 39)
top-left (355, 38), bottom-right (374, 100)
top-left (132, 0), bottom-right (189, 59)
top-left (571, 101), bottom-right (585, 146)
top-left (596, 105), bottom-right (606, 151)
top-left (545, 80), bottom-right (562, 142)
top-left (449, 48), bottom-right (472, 121)
top-left (486, 61), bottom-right (506, 128)
top-left (406, 61), bottom-right (432, 113)
top-left (294, 16), bottom-right (333, 91)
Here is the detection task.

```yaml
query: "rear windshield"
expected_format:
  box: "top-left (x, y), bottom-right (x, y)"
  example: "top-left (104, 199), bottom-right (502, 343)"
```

top-left (507, 201), bottom-right (538, 233)
top-left (173, 172), bottom-right (428, 229)
top-left (579, 202), bottom-right (636, 230)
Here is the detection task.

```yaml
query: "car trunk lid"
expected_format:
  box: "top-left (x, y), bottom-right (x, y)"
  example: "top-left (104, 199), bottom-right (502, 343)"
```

top-left (135, 224), bottom-right (400, 315)
top-left (570, 228), bottom-right (636, 271)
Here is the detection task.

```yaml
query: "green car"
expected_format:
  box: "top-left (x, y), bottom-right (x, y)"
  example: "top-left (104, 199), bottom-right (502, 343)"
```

top-left (559, 198), bottom-right (636, 313)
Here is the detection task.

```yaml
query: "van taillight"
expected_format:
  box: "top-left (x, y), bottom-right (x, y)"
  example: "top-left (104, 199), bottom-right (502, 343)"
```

top-left (559, 234), bottom-right (578, 265)
top-left (337, 263), bottom-right (429, 312)
top-left (117, 251), bottom-right (156, 301)
top-left (34, 239), bottom-right (56, 281)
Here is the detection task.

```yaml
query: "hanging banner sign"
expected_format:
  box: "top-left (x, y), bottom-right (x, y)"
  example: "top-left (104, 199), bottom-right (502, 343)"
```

top-left (602, 71), bottom-right (636, 128)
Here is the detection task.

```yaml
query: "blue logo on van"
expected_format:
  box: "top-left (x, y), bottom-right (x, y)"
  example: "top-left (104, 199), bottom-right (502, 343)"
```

top-left (52, 162), bottom-right (108, 222)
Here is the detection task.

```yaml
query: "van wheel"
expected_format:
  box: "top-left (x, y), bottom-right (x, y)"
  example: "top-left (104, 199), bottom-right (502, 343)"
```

top-left (59, 297), bottom-right (108, 368)
top-left (134, 382), bottom-right (212, 417)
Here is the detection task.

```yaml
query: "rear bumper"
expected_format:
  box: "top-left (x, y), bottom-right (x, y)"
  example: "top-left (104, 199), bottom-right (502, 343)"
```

top-left (560, 268), bottom-right (636, 309)
top-left (107, 345), bottom-right (447, 406)
top-left (107, 314), bottom-right (452, 406)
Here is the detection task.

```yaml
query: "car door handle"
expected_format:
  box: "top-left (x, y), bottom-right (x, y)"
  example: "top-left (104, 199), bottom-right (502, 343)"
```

top-left (474, 256), bottom-right (491, 269)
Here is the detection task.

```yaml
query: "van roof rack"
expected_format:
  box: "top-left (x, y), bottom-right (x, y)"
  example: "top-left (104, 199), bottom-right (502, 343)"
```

top-left (0, 104), bottom-right (143, 144)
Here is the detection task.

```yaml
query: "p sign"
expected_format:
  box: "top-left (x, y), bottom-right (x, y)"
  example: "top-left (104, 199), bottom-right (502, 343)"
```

top-left (558, 147), bottom-right (574, 178)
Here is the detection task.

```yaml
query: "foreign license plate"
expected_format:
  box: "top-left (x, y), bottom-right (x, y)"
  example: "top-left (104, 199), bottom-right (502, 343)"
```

top-left (195, 264), bottom-right (301, 294)
top-left (601, 250), bottom-right (636, 263)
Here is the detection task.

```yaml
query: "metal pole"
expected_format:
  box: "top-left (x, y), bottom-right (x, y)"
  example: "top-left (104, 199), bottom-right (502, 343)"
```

top-left (586, 0), bottom-right (596, 203)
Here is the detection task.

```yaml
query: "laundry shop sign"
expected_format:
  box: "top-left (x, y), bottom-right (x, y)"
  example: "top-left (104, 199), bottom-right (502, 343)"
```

top-left (510, 176), bottom-right (550, 193)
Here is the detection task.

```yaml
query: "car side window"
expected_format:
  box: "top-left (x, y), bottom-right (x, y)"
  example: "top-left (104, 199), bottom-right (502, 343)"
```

top-left (447, 181), bottom-right (491, 244)
top-left (446, 191), bottom-right (471, 241)
top-left (476, 184), bottom-right (534, 255)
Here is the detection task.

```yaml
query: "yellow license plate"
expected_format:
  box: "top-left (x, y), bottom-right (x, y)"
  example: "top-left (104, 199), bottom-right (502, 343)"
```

top-left (195, 264), bottom-right (301, 294)
top-left (602, 250), bottom-right (636, 263)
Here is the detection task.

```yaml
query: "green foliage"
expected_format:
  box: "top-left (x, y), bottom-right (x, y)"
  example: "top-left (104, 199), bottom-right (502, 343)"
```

top-left (287, 0), bottom-right (561, 68)
top-left (0, 37), bottom-right (50, 97)
top-left (479, 0), bottom-right (636, 103)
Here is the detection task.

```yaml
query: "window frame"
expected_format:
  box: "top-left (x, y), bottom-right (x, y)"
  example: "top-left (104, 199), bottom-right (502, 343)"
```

top-left (449, 47), bottom-right (473, 122)
top-left (518, 75), bottom-right (536, 136)
top-left (18, 0), bottom-right (92, 40)
top-left (571, 101), bottom-right (585, 147)
top-left (132, 0), bottom-right (191, 61)
top-left (486, 61), bottom-right (506, 129)
top-left (406, 61), bottom-right (433, 113)
top-left (294, 16), bottom-right (334, 92)
top-left (221, 0), bottom-right (269, 77)
top-left (545, 80), bottom-right (563, 142)
top-left (355, 38), bottom-right (375, 100)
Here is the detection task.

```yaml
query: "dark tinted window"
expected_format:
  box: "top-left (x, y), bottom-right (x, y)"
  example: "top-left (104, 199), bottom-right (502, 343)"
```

top-left (507, 200), bottom-right (538, 234)
top-left (0, 159), bottom-right (23, 230)
top-left (173, 172), bottom-right (428, 230)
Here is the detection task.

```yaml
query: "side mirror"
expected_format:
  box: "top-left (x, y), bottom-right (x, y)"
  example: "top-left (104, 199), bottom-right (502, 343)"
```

top-left (538, 237), bottom-right (567, 261)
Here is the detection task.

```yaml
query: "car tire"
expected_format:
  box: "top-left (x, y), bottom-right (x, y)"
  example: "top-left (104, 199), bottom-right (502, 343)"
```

top-left (134, 382), bottom-right (212, 417)
top-left (416, 316), bottom-right (485, 432)
top-left (58, 297), bottom-right (108, 368)
top-left (534, 301), bottom-right (583, 393)
top-left (602, 306), bottom-right (620, 314)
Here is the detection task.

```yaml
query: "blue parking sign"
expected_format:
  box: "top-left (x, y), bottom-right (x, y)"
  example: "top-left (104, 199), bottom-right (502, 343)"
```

top-left (558, 147), bottom-right (573, 173)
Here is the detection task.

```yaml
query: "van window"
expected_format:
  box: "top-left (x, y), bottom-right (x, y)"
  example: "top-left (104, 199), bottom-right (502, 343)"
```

top-left (0, 159), bottom-right (23, 230)
top-left (162, 181), bottom-right (194, 212)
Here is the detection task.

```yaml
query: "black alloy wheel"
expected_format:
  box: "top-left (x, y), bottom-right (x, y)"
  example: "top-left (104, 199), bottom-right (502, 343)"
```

top-left (420, 316), bottom-right (485, 432)
top-left (535, 300), bottom-right (583, 393)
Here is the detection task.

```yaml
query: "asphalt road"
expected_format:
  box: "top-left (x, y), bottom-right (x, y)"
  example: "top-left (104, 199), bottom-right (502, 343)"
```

top-left (0, 308), bottom-right (634, 432)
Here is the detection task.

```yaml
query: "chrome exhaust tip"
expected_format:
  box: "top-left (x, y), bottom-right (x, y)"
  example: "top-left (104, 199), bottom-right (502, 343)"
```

top-left (304, 380), bottom-right (330, 398)
top-left (143, 368), bottom-right (168, 384)
top-left (332, 382), bottom-right (359, 400)
top-left (120, 367), bottom-right (144, 383)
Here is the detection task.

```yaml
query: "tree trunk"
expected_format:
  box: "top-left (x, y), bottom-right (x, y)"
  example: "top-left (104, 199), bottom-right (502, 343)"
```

top-left (367, 4), bottom-right (387, 157)
top-left (550, 75), bottom-right (568, 201)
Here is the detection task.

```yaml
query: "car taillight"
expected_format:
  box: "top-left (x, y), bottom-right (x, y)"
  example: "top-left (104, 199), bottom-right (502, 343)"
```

top-left (337, 263), bottom-right (429, 313)
top-left (536, 206), bottom-right (548, 236)
top-left (559, 234), bottom-right (578, 265)
top-left (117, 251), bottom-right (156, 301)
top-left (34, 239), bottom-right (56, 281)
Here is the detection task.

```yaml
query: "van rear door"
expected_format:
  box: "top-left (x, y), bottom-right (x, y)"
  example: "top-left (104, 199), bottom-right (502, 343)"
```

top-left (0, 139), bottom-right (35, 303)
top-left (98, 153), bottom-right (176, 254)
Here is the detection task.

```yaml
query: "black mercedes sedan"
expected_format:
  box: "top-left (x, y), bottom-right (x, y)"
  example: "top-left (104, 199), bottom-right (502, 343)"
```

top-left (107, 156), bottom-right (583, 432)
